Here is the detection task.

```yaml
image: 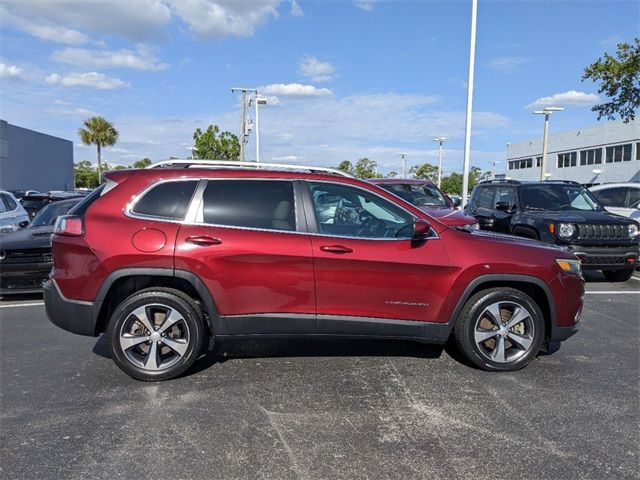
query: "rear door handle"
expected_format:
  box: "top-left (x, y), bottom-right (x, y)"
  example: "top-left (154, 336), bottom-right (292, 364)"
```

top-left (185, 235), bottom-right (222, 246)
top-left (320, 245), bottom-right (353, 254)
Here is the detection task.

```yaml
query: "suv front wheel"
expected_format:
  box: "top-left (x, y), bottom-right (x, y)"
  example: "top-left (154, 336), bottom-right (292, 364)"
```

top-left (454, 288), bottom-right (545, 371)
top-left (107, 288), bottom-right (206, 381)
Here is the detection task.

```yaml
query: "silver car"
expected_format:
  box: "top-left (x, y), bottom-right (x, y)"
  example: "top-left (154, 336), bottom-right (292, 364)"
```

top-left (589, 182), bottom-right (640, 220)
top-left (0, 190), bottom-right (30, 234)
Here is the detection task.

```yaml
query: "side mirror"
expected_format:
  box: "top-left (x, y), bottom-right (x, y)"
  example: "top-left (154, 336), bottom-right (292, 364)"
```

top-left (413, 219), bottom-right (431, 239)
top-left (495, 201), bottom-right (512, 212)
top-left (18, 220), bottom-right (29, 228)
top-left (452, 197), bottom-right (461, 208)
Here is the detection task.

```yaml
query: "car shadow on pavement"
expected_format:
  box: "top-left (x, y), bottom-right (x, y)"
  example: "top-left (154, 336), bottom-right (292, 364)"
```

top-left (92, 335), bottom-right (446, 377)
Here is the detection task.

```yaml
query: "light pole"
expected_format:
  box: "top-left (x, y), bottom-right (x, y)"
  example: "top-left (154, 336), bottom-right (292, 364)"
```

top-left (185, 146), bottom-right (196, 159)
top-left (461, 0), bottom-right (478, 207)
top-left (433, 136), bottom-right (451, 188)
top-left (533, 107), bottom-right (563, 181)
top-left (399, 153), bottom-right (407, 178)
top-left (492, 160), bottom-right (500, 178)
top-left (253, 96), bottom-right (267, 163)
top-left (231, 87), bottom-right (257, 161)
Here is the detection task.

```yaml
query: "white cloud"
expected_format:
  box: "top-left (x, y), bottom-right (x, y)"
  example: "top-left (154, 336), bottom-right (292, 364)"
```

top-left (259, 83), bottom-right (334, 98)
top-left (1, 0), bottom-right (171, 41)
top-left (52, 46), bottom-right (168, 71)
top-left (46, 72), bottom-right (128, 89)
top-left (487, 56), bottom-right (530, 72)
top-left (168, 0), bottom-right (280, 38)
top-left (290, 0), bottom-right (304, 17)
top-left (0, 63), bottom-right (24, 79)
top-left (526, 90), bottom-right (601, 109)
top-left (299, 56), bottom-right (335, 83)
top-left (0, 8), bottom-right (90, 45)
top-left (353, 0), bottom-right (376, 12)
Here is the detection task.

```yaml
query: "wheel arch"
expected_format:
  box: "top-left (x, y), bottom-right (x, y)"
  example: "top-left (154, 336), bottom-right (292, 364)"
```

top-left (511, 225), bottom-right (540, 239)
top-left (446, 274), bottom-right (556, 342)
top-left (94, 268), bottom-right (220, 336)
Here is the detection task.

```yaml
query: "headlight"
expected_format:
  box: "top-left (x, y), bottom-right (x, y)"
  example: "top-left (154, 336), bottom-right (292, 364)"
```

top-left (628, 224), bottom-right (639, 239)
top-left (556, 258), bottom-right (582, 276)
top-left (558, 223), bottom-right (576, 238)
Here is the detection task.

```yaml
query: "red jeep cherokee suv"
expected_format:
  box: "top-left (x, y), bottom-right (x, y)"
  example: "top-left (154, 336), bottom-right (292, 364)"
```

top-left (44, 161), bottom-right (583, 381)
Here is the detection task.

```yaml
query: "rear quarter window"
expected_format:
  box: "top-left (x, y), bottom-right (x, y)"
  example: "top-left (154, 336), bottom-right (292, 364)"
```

top-left (131, 181), bottom-right (198, 219)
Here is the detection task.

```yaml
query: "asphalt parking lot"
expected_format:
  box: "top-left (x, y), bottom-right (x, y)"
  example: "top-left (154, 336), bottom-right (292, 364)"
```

top-left (1, 272), bottom-right (638, 480)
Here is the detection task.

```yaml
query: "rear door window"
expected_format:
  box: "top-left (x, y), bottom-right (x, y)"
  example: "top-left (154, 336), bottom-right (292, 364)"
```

top-left (1, 194), bottom-right (17, 211)
top-left (593, 187), bottom-right (627, 208)
top-left (132, 181), bottom-right (198, 219)
top-left (200, 180), bottom-right (296, 231)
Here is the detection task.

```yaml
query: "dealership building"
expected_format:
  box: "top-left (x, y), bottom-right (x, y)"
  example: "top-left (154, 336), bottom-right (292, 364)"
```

top-left (505, 120), bottom-right (639, 185)
top-left (0, 119), bottom-right (74, 192)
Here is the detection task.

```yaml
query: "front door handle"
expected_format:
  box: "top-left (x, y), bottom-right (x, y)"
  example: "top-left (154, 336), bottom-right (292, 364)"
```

top-left (320, 245), bottom-right (353, 254)
top-left (185, 235), bottom-right (222, 246)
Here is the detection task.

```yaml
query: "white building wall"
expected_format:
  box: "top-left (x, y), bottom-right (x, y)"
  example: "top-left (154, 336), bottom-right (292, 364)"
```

top-left (505, 120), bottom-right (640, 184)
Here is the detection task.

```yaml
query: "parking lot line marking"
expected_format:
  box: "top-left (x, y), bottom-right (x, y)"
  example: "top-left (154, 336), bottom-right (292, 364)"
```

top-left (585, 291), bottom-right (640, 295)
top-left (630, 276), bottom-right (640, 282)
top-left (0, 302), bottom-right (45, 308)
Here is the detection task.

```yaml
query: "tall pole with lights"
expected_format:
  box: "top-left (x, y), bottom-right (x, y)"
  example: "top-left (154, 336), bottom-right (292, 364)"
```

top-left (254, 96), bottom-right (267, 163)
top-left (231, 87), bottom-right (257, 161)
top-left (433, 136), bottom-right (451, 188)
top-left (461, 0), bottom-right (478, 207)
top-left (533, 107), bottom-right (563, 180)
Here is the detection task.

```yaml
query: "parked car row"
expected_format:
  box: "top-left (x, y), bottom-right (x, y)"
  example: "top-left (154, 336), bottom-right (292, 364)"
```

top-left (463, 180), bottom-right (639, 281)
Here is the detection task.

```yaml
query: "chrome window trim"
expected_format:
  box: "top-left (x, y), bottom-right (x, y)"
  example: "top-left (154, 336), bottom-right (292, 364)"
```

top-left (124, 178), bottom-right (200, 223)
top-left (123, 176), bottom-right (439, 241)
top-left (305, 179), bottom-right (440, 241)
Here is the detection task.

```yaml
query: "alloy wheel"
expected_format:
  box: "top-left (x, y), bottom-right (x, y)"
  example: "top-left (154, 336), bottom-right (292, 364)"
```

top-left (473, 301), bottom-right (535, 363)
top-left (118, 303), bottom-right (191, 371)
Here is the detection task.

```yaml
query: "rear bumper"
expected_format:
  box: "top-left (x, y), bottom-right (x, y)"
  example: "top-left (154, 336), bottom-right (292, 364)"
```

top-left (566, 244), bottom-right (638, 270)
top-left (43, 278), bottom-right (100, 336)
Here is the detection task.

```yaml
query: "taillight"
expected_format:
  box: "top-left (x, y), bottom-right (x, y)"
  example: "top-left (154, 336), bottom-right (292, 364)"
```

top-left (54, 215), bottom-right (84, 236)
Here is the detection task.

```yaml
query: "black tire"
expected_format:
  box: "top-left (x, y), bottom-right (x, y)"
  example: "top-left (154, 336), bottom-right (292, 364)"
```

top-left (602, 269), bottom-right (634, 282)
top-left (107, 287), bottom-right (206, 381)
top-left (454, 287), bottom-right (545, 372)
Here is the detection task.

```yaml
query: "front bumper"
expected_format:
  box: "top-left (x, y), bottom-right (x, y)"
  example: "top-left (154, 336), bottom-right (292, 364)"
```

top-left (43, 279), bottom-right (100, 336)
top-left (566, 244), bottom-right (639, 270)
top-left (0, 262), bottom-right (51, 294)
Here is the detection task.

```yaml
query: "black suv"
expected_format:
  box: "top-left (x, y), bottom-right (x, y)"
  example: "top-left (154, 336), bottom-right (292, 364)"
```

top-left (465, 180), bottom-right (640, 281)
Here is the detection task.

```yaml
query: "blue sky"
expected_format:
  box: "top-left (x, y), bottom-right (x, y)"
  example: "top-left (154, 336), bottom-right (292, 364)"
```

top-left (0, 0), bottom-right (638, 176)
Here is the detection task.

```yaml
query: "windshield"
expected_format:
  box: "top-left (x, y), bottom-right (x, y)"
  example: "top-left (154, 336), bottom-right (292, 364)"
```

top-left (521, 184), bottom-right (601, 211)
top-left (30, 200), bottom-right (78, 227)
top-left (381, 183), bottom-right (449, 207)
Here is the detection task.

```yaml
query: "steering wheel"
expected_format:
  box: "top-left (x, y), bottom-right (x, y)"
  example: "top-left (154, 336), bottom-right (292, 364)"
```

top-left (356, 215), bottom-right (389, 237)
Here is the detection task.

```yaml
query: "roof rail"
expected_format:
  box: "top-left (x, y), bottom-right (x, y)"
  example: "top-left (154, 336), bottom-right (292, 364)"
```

top-left (478, 179), bottom-right (522, 184)
top-left (147, 159), bottom-right (353, 178)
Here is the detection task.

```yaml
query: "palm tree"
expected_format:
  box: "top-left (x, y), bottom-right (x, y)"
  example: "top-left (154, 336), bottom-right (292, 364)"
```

top-left (78, 116), bottom-right (119, 183)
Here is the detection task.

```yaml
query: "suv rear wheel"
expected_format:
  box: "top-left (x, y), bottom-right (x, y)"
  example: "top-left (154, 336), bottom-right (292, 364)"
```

top-left (454, 288), bottom-right (545, 371)
top-left (602, 269), bottom-right (634, 282)
top-left (107, 288), bottom-right (206, 381)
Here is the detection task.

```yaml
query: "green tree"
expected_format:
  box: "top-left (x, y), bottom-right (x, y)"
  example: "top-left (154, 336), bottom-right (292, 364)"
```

top-left (582, 38), bottom-right (640, 123)
top-left (73, 160), bottom-right (99, 188)
top-left (78, 116), bottom-right (119, 183)
top-left (439, 166), bottom-right (491, 195)
top-left (336, 160), bottom-right (354, 175)
top-left (193, 125), bottom-right (240, 160)
top-left (353, 158), bottom-right (382, 179)
top-left (386, 171), bottom-right (398, 178)
top-left (410, 163), bottom-right (439, 183)
top-left (133, 158), bottom-right (152, 168)
top-left (114, 165), bottom-right (128, 170)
